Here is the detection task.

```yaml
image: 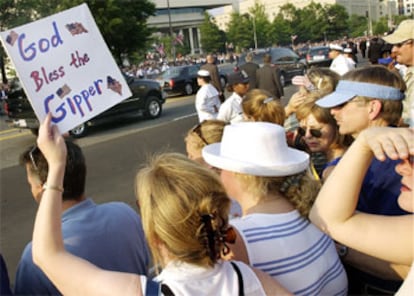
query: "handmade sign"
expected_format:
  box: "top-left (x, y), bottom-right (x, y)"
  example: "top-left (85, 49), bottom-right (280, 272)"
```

top-left (0, 3), bottom-right (131, 133)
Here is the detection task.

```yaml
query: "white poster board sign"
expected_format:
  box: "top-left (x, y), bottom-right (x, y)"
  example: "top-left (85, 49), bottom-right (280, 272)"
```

top-left (0, 3), bottom-right (132, 133)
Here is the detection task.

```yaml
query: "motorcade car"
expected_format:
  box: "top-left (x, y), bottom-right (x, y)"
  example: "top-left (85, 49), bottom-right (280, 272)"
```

top-left (237, 47), bottom-right (306, 86)
top-left (5, 74), bottom-right (166, 138)
top-left (301, 46), bottom-right (332, 68)
top-left (156, 64), bottom-right (201, 96)
top-left (217, 62), bottom-right (237, 88)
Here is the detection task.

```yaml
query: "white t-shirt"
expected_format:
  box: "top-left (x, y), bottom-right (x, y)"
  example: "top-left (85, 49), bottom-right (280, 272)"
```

top-left (330, 54), bottom-right (355, 76)
top-left (195, 84), bottom-right (221, 123)
top-left (231, 210), bottom-right (348, 295)
top-left (217, 92), bottom-right (244, 123)
top-left (155, 260), bottom-right (266, 295)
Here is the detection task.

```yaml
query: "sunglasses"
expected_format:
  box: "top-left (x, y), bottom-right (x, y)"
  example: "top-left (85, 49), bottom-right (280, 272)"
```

top-left (191, 122), bottom-right (209, 145)
top-left (297, 126), bottom-right (323, 138)
top-left (29, 145), bottom-right (39, 171)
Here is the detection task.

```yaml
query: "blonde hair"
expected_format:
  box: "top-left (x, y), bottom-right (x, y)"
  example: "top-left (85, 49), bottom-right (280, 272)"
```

top-left (242, 89), bottom-right (286, 124)
top-left (234, 171), bottom-right (321, 217)
top-left (135, 153), bottom-right (231, 271)
top-left (341, 66), bottom-right (404, 126)
top-left (185, 120), bottom-right (228, 151)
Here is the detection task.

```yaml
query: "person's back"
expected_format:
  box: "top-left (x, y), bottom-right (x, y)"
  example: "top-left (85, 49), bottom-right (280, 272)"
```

top-left (15, 142), bottom-right (150, 295)
top-left (202, 122), bottom-right (348, 295)
top-left (230, 210), bottom-right (347, 294)
top-left (239, 53), bottom-right (259, 90)
top-left (256, 54), bottom-right (284, 98)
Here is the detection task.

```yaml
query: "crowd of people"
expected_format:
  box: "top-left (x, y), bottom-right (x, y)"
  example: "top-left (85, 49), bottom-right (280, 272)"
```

top-left (1, 19), bottom-right (413, 295)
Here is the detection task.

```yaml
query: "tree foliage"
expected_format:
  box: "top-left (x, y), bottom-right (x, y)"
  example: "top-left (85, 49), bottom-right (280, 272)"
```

top-left (248, 2), bottom-right (272, 48)
top-left (200, 12), bottom-right (225, 53)
top-left (226, 1), bottom-right (350, 49)
top-left (226, 12), bottom-right (254, 51)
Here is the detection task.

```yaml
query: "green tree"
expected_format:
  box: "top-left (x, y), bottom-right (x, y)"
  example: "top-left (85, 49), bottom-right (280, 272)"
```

top-left (373, 17), bottom-right (388, 35)
top-left (58, 0), bottom-right (156, 64)
top-left (248, 1), bottom-right (272, 48)
top-left (324, 4), bottom-right (349, 39)
top-left (200, 12), bottom-right (224, 53)
top-left (226, 12), bottom-right (254, 51)
top-left (349, 14), bottom-right (369, 37)
top-left (270, 14), bottom-right (292, 46)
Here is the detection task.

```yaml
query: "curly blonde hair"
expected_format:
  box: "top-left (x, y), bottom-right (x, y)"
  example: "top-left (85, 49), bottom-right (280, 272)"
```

top-left (184, 120), bottom-right (228, 151)
top-left (234, 171), bottom-right (321, 217)
top-left (135, 153), bottom-right (231, 272)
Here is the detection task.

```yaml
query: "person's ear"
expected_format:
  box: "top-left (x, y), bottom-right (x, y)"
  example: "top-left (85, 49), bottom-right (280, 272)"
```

top-left (368, 100), bottom-right (382, 120)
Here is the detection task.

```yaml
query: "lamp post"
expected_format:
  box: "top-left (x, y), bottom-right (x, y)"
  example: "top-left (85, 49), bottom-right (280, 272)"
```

top-left (367, 0), bottom-right (373, 36)
top-left (252, 15), bottom-right (258, 50)
top-left (167, 0), bottom-right (176, 64)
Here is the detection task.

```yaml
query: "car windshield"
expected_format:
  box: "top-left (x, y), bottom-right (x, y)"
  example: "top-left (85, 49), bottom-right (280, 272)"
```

top-left (162, 67), bottom-right (184, 78)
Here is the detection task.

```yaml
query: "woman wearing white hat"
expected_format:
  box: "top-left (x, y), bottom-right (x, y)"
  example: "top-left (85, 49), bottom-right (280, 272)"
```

top-left (202, 122), bottom-right (348, 295)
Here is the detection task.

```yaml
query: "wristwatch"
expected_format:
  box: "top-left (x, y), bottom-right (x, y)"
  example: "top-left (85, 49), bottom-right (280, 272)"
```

top-left (338, 245), bottom-right (348, 258)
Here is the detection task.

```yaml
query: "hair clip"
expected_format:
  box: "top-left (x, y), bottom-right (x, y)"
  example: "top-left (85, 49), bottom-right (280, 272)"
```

top-left (263, 97), bottom-right (274, 104)
top-left (316, 77), bottom-right (323, 89)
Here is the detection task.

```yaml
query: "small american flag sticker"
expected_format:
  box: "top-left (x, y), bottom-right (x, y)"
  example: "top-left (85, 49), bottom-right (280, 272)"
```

top-left (56, 84), bottom-right (71, 98)
top-left (6, 31), bottom-right (19, 46)
top-left (66, 22), bottom-right (88, 36)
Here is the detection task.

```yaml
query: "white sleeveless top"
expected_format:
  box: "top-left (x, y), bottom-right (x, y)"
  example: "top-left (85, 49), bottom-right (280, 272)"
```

top-left (231, 210), bottom-right (348, 295)
top-left (155, 260), bottom-right (265, 295)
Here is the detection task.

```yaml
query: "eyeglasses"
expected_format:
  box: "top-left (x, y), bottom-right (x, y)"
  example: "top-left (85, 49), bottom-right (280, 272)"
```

top-left (191, 122), bottom-right (209, 145)
top-left (29, 145), bottom-right (39, 171)
top-left (394, 39), bottom-right (413, 48)
top-left (297, 126), bottom-right (323, 138)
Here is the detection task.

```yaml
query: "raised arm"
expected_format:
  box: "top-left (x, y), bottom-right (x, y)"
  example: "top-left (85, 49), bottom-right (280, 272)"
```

top-left (32, 114), bottom-right (143, 296)
top-left (309, 127), bottom-right (414, 265)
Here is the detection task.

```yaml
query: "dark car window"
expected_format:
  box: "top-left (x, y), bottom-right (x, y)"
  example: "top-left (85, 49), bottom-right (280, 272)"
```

top-left (162, 67), bottom-right (183, 78)
top-left (188, 65), bottom-right (199, 76)
top-left (270, 48), bottom-right (299, 63)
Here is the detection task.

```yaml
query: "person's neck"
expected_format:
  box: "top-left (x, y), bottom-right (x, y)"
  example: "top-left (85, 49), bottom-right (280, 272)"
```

top-left (240, 193), bottom-right (295, 216)
top-left (62, 195), bottom-right (85, 212)
top-left (326, 147), bottom-right (346, 162)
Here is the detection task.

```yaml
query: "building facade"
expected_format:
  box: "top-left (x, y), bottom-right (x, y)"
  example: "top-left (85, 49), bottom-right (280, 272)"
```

top-left (211, 0), bottom-right (411, 32)
top-left (148, 0), bottom-right (233, 54)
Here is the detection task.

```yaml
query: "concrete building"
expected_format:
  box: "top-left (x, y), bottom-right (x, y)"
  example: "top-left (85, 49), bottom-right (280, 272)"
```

top-left (148, 0), bottom-right (233, 54)
top-left (211, 0), bottom-right (410, 32)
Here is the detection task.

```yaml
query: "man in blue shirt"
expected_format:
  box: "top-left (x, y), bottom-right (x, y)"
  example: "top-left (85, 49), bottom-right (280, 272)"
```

top-left (14, 140), bottom-right (150, 295)
top-left (316, 66), bottom-right (410, 294)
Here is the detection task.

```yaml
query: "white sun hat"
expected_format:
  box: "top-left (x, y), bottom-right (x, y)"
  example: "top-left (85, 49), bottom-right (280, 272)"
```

top-left (202, 122), bottom-right (309, 176)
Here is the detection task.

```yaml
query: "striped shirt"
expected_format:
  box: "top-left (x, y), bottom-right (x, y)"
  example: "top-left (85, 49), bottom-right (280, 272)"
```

top-left (230, 210), bottom-right (348, 295)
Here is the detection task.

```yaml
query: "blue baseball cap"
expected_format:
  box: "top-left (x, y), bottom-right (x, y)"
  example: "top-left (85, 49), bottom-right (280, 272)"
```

top-left (316, 80), bottom-right (405, 108)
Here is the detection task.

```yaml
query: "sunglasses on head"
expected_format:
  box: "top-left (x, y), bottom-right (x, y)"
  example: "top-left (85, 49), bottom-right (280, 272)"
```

top-left (191, 122), bottom-right (209, 145)
top-left (297, 126), bottom-right (323, 138)
top-left (29, 145), bottom-right (39, 171)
